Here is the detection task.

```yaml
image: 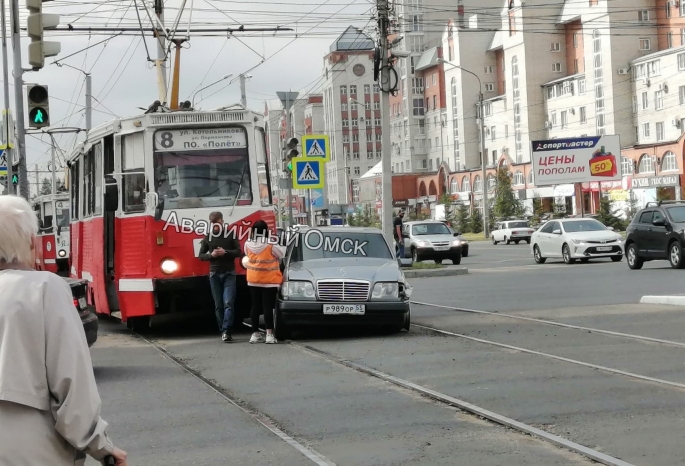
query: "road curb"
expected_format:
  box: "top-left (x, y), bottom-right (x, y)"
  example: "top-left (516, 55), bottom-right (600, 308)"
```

top-left (403, 267), bottom-right (469, 278)
top-left (640, 295), bottom-right (685, 306)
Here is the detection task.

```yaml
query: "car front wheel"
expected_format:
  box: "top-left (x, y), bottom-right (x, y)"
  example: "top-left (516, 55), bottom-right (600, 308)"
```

top-left (669, 242), bottom-right (685, 269)
top-left (562, 244), bottom-right (575, 264)
top-left (533, 245), bottom-right (546, 264)
top-left (273, 306), bottom-right (290, 341)
top-left (451, 254), bottom-right (461, 265)
top-left (412, 248), bottom-right (419, 263)
top-left (627, 244), bottom-right (643, 270)
top-left (492, 236), bottom-right (498, 245)
top-left (611, 255), bottom-right (623, 262)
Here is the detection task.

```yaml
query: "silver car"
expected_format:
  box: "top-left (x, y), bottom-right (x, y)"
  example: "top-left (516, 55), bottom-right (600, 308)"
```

top-left (400, 220), bottom-right (462, 265)
top-left (275, 226), bottom-right (412, 339)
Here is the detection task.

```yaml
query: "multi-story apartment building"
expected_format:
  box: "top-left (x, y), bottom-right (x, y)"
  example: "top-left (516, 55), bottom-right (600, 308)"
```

top-left (388, 0), bottom-right (456, 174)
top-left (322, 26), bottom-right (382, 206)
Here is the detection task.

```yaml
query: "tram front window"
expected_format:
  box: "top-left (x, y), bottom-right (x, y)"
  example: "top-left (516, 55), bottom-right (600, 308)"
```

top-left (153, 150), bottom-right (253, 209)
top-left (56, 208), bottom-right (70, 229)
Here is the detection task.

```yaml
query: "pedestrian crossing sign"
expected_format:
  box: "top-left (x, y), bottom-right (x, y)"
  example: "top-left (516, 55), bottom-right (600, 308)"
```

top-left (302, 134), bottom-right (330, 162)
top-left (292, 158), bottom-right (324, 189)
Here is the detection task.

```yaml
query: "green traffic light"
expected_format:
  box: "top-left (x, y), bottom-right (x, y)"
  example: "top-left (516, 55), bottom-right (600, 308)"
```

top-left (29, 107), bottom-right (48, 126)
top-left (11, 174), bottom-right (18, 185)
top-left (33, 109), bottom-right (44, 123)
top-left (287, 161), bottom-right (292, 171)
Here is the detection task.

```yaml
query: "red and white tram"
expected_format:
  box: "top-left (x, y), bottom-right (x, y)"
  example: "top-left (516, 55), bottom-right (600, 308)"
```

top-left (66, 104), bottom-right (276, 330)
top-left (32, 193), bottom-right (71, 275)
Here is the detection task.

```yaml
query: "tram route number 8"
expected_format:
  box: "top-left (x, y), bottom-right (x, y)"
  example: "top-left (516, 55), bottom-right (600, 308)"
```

top-left (159, 131), bottom-right (174, 149)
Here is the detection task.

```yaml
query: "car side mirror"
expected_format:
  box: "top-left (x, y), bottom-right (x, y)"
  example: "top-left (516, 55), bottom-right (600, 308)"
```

top-left (653, 218), bottom-right (665, 226)
top-left (607, 226), bottom-right (615, 231)
top-left (552, 229), bottom-right (561, 235)
top-left (104, 176), bottom-right (118, 212)
top-left (453, 232), bottom-right (459, 237)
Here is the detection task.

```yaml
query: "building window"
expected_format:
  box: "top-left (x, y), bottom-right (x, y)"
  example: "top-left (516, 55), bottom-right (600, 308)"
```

top-left (373, 101), bottom-right (380, 110)
top-left (550, 42), bottom-right (561, 51)
top-left (668, 32), bottom-right (674, 48)
top-left (450, 178), bottom-right (458, 193)
top-left (412, 14), bottom-right (423, 31)
top-left (642, 91), bottom-right (649, 109)
top-left (353, 151), bottom-right (360, 159)
top-left (342, 120), bottom-right (349, 127)
top-left (340, 86), bottom-right (347, 95)
top-left (374, 117), bottom-right (381, 125)
top-left (352, 134), bottom-right (359, 142)
top-left (667, 2), bottom-right (672, 17)
top-left (681, 0), bottom-right (685, 16)
top-left (580, 106), bottom-right (587, 123)
top-left (579, 79), bottom-right (586, 94)
top-left (639, 38), bottom-right (651, 50)
top-left (374, 84), bottom-right (380, 93)
top-left (662, 151), bottom-right (677, 171)
top-left (485, 83), bottom-right (494, 92)
top-left (410, 36), bottom-right (424, 52)
top-left (639, 10), bottom-right (649, 21)
top-left (622, 156), bottom-right (633, 175)
top-left (462, 178), bottom-right (471, 192)
top-left (656, 122), bottom-right (665, 141)
top-left (561, 110), bottom-right (568, 128)
top-left (655, 90), bottom-right (664, 110)
top-left (376, 133), bottom-right (382, 141)
top-left (680, 85), bottom-right (685, 105)
top-left (484, 66), bottom-right (493, 73)
top-left (513, 171), bottom-right (524, 185)
top-left (364, 84), bottom-right (370, 94)
top-left (491, 126), bottom-right (496, 141)
top-left (350, 85), bottom-right (357, 95)
top-left (678, 53), bottom-right (685, 70)
top-left (354, 166), bottom-right (360, 175)
top-left (365, 102), bottom-right (371, 110)
top-left (413, 98), bottom-right (424, 116)
top-left (682, 28), bottom-right (685, 46)
top-left (512, 55), bottom-right (522, 162)
top-left (505, 125), bottom-right (508, 137)
top-left (343, 134), bottom-right (349, 143)
top-left (341, 103), bottom-right (348, 111)
top-left (574, 59), bottom-right (578, 74)
top-left (639, 154), bottom-right (653, 173)
top-left (412, 77), bottom-right (424, 94)
top-left (573, 32), bottom-right (578, 47)
top-left (552, 63), bottom-right (561, 72)
top-left (473, 175), bottom-right (482, 192)
top-left (643, 122), bottom-right (650, 138)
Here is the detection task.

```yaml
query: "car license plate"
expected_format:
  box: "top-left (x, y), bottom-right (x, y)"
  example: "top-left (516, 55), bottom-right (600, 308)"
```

top-left (597, 247), bottom-right (612, 252)
top-left (433, 246), bottom-right (449, 251)
top-left (323, 304), bottom-right (365, 315)
top-left (78, 297), bottom-right (87, 308)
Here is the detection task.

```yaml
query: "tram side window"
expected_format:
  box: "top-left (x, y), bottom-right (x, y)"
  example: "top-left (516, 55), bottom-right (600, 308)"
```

top-left (42, 201), bottom-right (53, 232)
top-left (93, 143), bottom-right (103, 215)
top-left (70, 161), bottom-right (79, 220)
top-left (122, 134), bottom-right (146, 213)
top-left (82, 148), bottom-right (94, 217)
top-left (256, 128), bottom-right (272, 207)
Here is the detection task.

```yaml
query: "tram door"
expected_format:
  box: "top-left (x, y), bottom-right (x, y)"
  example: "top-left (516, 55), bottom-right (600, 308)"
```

top-left (103, 134), bottom-right (119, 313)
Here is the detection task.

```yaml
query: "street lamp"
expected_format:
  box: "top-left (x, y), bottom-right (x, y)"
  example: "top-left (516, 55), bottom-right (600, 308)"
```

top-left (437, 57), bottom-right (489, 237)
top-left (191, 74), bottom-right (233, 108)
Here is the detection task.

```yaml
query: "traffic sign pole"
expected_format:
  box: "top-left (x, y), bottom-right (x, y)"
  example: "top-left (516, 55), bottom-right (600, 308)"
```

top-left (10, 0), bottom-right (29, 199)
top-left (1, 0), bottom-right (13, 194)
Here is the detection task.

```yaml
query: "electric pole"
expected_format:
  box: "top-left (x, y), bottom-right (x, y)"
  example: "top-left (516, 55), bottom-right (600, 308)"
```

top-left (1, 0), bottom-right (13, 195)
top-left (154, 0), bottom-right (167, 104)
top-left (377, 0), bottom-right (394, 248)
top-left (85, 73), bottom-right (92, 130)
top-left (240, 74), bottom-right (246, 107)
top-left (479, 93), bottom-right (489, 237)
top-left (10, 0), bottom-right (29, 199)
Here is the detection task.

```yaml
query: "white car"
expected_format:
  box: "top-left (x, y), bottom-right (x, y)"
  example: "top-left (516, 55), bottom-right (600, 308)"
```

top-left (491, 220), bottom-right (535, 245)
top-left (531, 218), bottom-right (624, 264)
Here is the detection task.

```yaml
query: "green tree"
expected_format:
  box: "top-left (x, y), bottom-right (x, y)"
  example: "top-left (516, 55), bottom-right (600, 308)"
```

top-left (596, 195), bottom-right (623, 230)
top-left (470, 207), bottom-right (483, 234)
top-left (455, 202), bottom-right (470, 233)
top-left (553, 198), bottom-right (569, 218)
top-left (39, 177), bottom-right (51, 195)
top-left (623, 192), bottom-right (639, 225)
top-left (530, 194), bottom-right (544, 227)
top-left (492, 167), bottom-right (521, 221)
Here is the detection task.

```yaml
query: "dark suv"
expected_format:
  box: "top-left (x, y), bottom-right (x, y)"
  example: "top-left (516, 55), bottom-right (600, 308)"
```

top-left (625, 201), bottom-right (685, 269)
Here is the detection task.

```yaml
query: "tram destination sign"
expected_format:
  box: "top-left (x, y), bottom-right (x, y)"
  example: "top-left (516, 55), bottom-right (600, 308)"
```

top-left (154, 128), bottom-right (247, 152)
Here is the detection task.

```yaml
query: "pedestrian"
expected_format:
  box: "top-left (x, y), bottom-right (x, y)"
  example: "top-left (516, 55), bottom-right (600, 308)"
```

top-left (0, 195), bottom-right (128, 466)
top-left (394, 210), bottom-right (405, 258)
top-left (199, 211), bottom-right (242, 342)
top-left (241, 220), bottom-right (285, 344)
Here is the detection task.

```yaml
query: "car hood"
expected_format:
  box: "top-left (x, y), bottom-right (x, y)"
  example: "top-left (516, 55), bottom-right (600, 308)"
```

top-left (564, 230), bottom-right (621, 241)
top-left (286, 257), bottom-right (404, 283)
top-left (412, 234), bottom-right (455, 243)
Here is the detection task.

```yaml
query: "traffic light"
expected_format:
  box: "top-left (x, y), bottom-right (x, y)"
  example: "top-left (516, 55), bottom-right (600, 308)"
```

top-left (26, 85), bottom-right (50, 128)
top-left (26, 0), bottom-right (61, 70)
top-left (11, 174), bottom-right (18, 186)
top-left (283, 137), bottom-right (298, 173)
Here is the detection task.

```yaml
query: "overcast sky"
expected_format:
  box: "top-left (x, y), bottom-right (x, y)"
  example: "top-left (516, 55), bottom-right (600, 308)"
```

top-left (0, 0), bottom-right (374, 192)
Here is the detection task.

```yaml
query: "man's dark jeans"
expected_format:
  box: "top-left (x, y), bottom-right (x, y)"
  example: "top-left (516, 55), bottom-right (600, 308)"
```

top-left (209, 271), bottom-right (236, 333)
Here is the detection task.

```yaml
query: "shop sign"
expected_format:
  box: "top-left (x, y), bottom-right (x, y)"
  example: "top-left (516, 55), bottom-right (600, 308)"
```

top-left (630, 175), bottom-right (679, 188)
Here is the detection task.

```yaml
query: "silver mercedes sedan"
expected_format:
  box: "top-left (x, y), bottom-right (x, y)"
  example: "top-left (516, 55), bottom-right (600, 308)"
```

top-left (274, 226), bottom-right (412, 340)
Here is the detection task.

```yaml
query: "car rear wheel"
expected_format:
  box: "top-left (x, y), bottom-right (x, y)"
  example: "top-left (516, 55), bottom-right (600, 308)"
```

top-left (526, 239), bottom-right (531, 244)
top-left (402, 309), bottom-right (411, 331)
top-left (504, 236), bottom-right (510, 244)
top-left (126, 316), bottom-right (150, 333)
top-left (462, 248), bottom-right (468, 257)
top-left (514, 240), bottom-right (520, 244)
top-left (627, 243), bottom-right (643, 270)
top-left (562, 244), bottom-right (575, 264)
top-left (533, 245), bottom-right (546, 264)
top-left (434, 259), bottom-right (443, 264)
top-left (669, 242), bottom-right (685, 269)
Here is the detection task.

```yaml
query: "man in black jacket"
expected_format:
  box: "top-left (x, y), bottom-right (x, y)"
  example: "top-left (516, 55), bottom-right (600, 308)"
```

top-left (198, 211), bottom-right (242, 342)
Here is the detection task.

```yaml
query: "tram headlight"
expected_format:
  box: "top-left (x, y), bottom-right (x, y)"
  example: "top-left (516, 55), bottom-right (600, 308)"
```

top-left (58, 249), bottom-right (66, 257)
top-left (160, 258), bottom-right (179, 275)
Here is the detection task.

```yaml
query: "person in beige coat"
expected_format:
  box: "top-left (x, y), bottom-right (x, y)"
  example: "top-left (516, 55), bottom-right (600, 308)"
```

top-left (0, 194), bottom-right (128, 466)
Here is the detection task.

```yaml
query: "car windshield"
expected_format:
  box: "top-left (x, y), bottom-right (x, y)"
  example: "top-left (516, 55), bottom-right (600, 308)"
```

top-left (508, 221), bottom-right (529, 228)
top-left (562, 219), bottom-right (607, 232)
top-left (291, 232), bottom-right (393, 261)
top-left (153, 127), bottom-right (253, 209)
top-left (666, 206), bottom-right (685, 223)
top-left (412, 223), bottom-right (452, 235)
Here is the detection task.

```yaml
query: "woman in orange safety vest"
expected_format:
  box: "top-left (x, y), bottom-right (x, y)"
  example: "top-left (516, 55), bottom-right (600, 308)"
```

top-left (242, 220), bottom-right (285, 344)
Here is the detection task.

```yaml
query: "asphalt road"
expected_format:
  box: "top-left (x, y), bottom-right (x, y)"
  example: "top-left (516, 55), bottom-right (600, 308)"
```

top-left (84, 244), bottom-right (685, 466)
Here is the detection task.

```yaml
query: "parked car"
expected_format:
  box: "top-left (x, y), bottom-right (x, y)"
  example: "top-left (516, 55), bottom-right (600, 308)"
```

top-left (625, 200), bottom-right (685, 269)
top-left (441, 221), bottom-right (469, 257)
top-left (274, 226), bottom-right (412, 339)
top-left (491, 220), bottom-right (535, 245)
top-left (64, 277), bottom-right (98, 347)
top-left (400, 220), bottom-right (462, 264)
top-left (531, 218), bottom-right (624, 264)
